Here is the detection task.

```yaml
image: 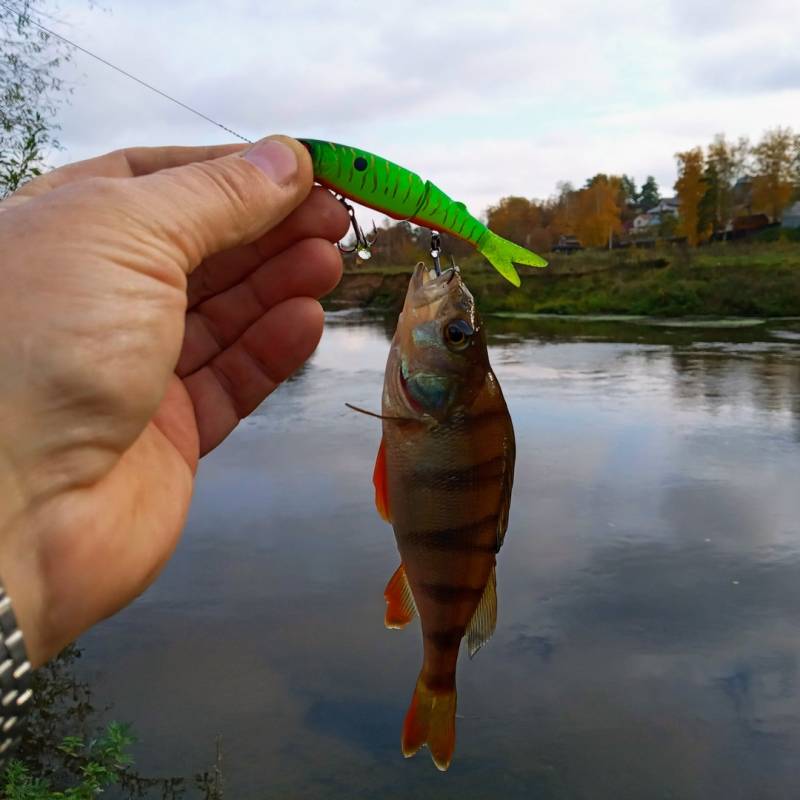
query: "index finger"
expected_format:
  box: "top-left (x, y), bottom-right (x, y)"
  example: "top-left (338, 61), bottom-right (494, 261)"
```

top-left (6, 142), bottom-right (248, 203)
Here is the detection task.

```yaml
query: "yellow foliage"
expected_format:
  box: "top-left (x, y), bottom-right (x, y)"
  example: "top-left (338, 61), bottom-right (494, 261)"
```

top-left (674, 148), bottom-right (706, 246)
top-left (751, 127), bottom-right (799, 220)
top-left (574, 178), bottom-right (623, 247)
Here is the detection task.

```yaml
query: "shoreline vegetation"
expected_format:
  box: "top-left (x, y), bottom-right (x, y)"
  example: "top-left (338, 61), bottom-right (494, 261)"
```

top-left (323, 241), bottom-right (800, 318)
top-left (325, 127), bottom-right (800, 318)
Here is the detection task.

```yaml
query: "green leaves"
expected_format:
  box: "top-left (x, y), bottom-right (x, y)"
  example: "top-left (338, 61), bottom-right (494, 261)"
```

top-left (0, 1), bottom-right (76, 197)
top-left (3, 722), bottom-right (135, 799)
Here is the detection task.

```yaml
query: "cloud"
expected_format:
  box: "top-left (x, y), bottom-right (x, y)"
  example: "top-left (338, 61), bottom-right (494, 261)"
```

top-left (45, 0), bottom-right (800, 221)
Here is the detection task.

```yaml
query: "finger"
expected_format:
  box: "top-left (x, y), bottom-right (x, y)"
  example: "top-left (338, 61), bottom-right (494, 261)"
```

top-left (7, 136), bottom-right (316, 279)
top-left (6, 143), bottom-right (247, 203)
top-left (183, 297), bottom-right (324, 455)
top-left (186, 186), bottom-right (349, 308)
top-left (178, 237), bottom-right (342, 376)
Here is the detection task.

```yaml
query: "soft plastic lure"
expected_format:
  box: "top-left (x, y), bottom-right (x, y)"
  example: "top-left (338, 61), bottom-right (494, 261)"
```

top-left (300, 139), bottom-right (547, 286)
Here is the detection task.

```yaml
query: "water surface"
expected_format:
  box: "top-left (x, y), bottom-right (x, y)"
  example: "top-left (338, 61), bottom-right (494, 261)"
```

top-left (80, 313), bottom-right (800, 798)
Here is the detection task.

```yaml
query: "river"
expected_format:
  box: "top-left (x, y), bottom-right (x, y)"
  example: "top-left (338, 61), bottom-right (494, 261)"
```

top-left (78, 312), bottom-right (800, 798)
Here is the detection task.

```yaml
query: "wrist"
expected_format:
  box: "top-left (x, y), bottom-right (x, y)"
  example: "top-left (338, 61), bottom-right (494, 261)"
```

top-left (0, 455), bottom-right (34, 763)
top-left (0, 449), bottom-right (45, 669)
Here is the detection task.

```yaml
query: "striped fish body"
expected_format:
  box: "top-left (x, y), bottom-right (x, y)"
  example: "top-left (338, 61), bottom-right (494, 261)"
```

top-left (300, 138), bottom-right (547, 286)
top-left (373, 263), bottom-right (514, 771)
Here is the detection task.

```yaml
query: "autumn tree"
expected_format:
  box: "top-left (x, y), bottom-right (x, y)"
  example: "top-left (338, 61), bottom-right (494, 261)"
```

top-left (750, 127), bottom-right (800, 221)
top-left (700, 133), bottom-right (750, 235)
top-left (674, 148), bottom-right (707, 246)
top-left (486, 196), bottom-right (541, 248)
top-left (573, 175), bottom-right (623, 248)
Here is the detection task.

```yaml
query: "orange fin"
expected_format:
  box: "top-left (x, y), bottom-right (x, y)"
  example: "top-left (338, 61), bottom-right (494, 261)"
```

top-left (384, 564), bottom-right (417, 629)
top-left (372, 436), bottom-right (391, 522)
top-left (401, 674), bottom-right (457, 771)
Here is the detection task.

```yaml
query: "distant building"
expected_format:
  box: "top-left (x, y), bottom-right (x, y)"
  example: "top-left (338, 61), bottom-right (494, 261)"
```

top-left (733, 214), bottom-right (770, 233)
top-left (782, 201), bottom-right (800, 229)
top-left (552, 235), bottom-right (583, 254)
top-left (632, 197), bottom-right (679, 231)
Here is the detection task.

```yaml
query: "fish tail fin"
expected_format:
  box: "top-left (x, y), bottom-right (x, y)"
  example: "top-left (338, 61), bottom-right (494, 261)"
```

top-left (476, 230), bottom-right (548, 287)
top-left (401, 674), bottom-right (457, 771)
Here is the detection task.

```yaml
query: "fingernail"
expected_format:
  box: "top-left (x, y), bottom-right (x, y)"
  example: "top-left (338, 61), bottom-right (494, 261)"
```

top-left (244, 139), bottom-right (298, 186)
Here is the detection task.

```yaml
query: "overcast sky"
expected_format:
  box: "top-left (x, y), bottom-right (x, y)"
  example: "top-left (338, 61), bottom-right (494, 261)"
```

top-left (47, 0), bottom-right (800, 221)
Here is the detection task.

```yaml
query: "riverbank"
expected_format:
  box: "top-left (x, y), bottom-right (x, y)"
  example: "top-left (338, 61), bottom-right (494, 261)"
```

top-left (324, 242), bottom-right (800, 317)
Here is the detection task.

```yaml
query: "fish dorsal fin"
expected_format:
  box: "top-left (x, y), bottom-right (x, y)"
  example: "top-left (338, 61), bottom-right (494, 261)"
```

top-left (384, 564), bottom-right (417, 629)
top-left (466, 567), bottom-right (497, 658)
top-left (373, 436), bottom-right (391, 523)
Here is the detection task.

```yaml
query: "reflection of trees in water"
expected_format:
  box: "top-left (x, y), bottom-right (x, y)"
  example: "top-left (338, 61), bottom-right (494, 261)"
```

top-left (669, 349), bottom-right (800, 421)
top-left (13, 646), bottom-right (223, 798)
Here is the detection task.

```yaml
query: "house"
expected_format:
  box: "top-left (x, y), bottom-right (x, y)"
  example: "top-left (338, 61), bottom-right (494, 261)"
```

top-left (732, 214), bottom-right (770, 233)
top-left (552, 235), bottom-right (583, 253)
top-left (782, 201), bottom-right (800, 229)
top-left (632, 197), bottom-right (679, 231)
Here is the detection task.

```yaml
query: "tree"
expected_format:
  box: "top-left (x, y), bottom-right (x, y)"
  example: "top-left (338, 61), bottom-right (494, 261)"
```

top-left (638, 176), bottom-right (660, 211)
top-left (574, 175), bottom-right (623, 248)
top-left (702, 133), bottom-right (750, 235)
top-left (751, 126), bottom-right (800, 221)
top-left (699, 158), bottom-right (722, 237)
top-left (620, 174), bottom-right (637, 205)
top-left (486, 196), bottom-right (542, 248)
top-left (0, 1), bottom-right (76, 196)
top-left (674, 148), bottom-right (707, 246)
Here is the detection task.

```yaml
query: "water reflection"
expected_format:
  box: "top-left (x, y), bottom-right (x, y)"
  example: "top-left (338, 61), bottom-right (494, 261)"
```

top-left (77, 313), bottom-right (800, 799)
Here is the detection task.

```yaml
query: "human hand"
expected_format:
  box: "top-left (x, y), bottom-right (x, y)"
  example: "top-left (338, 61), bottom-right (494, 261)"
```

top-left (0, 136), bottom-right (349, 667)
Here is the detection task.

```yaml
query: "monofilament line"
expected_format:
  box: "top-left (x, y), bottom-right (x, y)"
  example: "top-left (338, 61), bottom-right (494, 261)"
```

top-left (0, 0), bottom-right (253, 143)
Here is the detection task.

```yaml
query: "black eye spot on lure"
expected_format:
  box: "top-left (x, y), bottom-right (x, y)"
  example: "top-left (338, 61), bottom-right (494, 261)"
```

top-left (354, 156), bottom-right (368, 171)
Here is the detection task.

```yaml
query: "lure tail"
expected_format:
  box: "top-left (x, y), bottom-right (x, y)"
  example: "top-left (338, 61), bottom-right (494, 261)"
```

top-left (476, 230), bottom-right (548, 287)
top-left (401, 674), bottom-right (457, 771)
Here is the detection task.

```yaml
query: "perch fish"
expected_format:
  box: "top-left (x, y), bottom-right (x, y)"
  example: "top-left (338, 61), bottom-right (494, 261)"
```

top-left (373, 262), bottom-right (515, 770)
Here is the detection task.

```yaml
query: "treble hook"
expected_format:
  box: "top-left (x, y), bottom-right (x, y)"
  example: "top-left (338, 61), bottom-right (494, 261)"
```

top-left (336, 195), bottom-right (378, 260)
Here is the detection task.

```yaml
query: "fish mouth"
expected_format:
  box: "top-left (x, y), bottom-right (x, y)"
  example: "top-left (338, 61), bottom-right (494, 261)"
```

top-left (408, 263), bottom-right (462, 308)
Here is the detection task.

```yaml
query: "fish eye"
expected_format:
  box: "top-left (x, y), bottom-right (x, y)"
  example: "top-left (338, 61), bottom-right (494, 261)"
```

top-left (444, 319), bottom-right (474, 351)
top-left (354, 156), bottom-right (368, 171)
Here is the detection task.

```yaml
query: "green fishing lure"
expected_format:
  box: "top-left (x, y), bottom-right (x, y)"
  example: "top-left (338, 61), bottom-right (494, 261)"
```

top-left (300, 139), bottom-right (547, 286)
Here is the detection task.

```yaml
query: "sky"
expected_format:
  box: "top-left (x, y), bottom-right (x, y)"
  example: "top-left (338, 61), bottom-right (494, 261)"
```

top-left (41, 0), bottom-right (800, 223)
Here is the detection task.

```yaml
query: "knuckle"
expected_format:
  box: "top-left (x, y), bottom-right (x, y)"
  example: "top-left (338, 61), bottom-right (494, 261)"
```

top-left (201, 161), bottom-right (264, 221)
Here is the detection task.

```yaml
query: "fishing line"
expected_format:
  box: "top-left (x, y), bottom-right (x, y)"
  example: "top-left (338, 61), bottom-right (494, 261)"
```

top-left (0, 0), bottom-right (252, 143)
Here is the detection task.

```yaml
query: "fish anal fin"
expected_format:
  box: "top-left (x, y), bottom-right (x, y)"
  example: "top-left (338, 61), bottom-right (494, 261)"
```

top-left (402, 674), bottom-right (457, 771)
top-left (373, 436), bottom-right (391, 522)
top-left (384, 564), bottom-right (417, 629)
top-left (466, 567), bottom-right (497, 658)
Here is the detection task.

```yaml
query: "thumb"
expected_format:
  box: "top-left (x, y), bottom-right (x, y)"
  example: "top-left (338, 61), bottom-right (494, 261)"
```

top-left (127, 135), bottom-right (314, 272)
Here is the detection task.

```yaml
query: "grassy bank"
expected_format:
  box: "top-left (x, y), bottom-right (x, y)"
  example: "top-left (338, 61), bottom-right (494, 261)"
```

top-left (325, 241), bottom-right (800, 317)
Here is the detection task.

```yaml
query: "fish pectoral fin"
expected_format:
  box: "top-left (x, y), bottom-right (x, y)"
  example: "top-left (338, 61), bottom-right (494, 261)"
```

top-left (373, 436), bottom-right (392, 523)
top-left (466, 567), bottom-right (497, 658)
top-left (384, 564), bottom-right (417, 629)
